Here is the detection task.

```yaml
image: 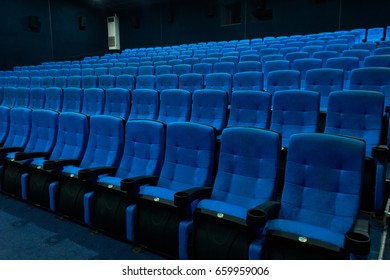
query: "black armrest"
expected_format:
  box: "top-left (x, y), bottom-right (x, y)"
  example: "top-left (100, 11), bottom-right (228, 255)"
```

top-left (120, 176), bottom-right (159, 191)
top-left (78, 166), bottom-right (118, 180)
top-left (0, 146), bottom-right (25, 155)
top-left (372, 145), bottom-right (389, 163)
top-left (174, 186), bottom-right (212, 208)
top-left (246, 201), bottom-right (281, 228)
top-left (344, 217), bottom-right (371, 256)
top-left (14, 152), bottom-right (51, 161)
top-left (385, 106), bottom-right (390, 114)
top-left (43, 159), bottom-right (82, 170)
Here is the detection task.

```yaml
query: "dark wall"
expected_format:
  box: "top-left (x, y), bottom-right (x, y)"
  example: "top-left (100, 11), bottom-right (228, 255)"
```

top-left (0, 0), bottom-right (107, 70)
top-left (114, 0), bottom-right (390, 50)
top-left (1, 0), bottom-right (390, 70)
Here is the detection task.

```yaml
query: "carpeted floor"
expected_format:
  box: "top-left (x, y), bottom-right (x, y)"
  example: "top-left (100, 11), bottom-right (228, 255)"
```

top-left (0, 192), bottom-right (387, 260)
top-left (0, 193), bottom-right (164, 260)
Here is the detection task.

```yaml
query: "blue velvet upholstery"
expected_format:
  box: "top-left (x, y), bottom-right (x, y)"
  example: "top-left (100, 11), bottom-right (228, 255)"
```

top-left (192, 63), bottom-right (212, 76)
top-left (67, 75), bottom-right (82, 88)
top-left (29, 88), bottom-right (45, 109)
top-left (135, 75), bottom-right (156, 90)
top-left (155, 65), bottom-right (173, 75)
top-left (98, 74), bottom-right (116, 89)
top-left (204, 73), bottom-right (232, 103)
top-left (179, 73), bottom-right (203, 93)
top-left (0, 106), bottom-right (10, 144)
top-left (186, 127), bottom-right (281, 259)
top-left (292, 58), bottom-right (322, 87)
top-left (259, 133), bottom-right (366, 259)
top-left (156, 74), bottom-right (179, 92)
top-left (263, 60), bottom-right (290, 85)
top-left (325, 90), bottom-right (384, 157)
top-left (237, 61), bottom-right (262, 72)
top-left (190, 89), bottom-right (228, 131)
top-left (81, 88), bottom-right (105, 116)
top-left (228, 90), bottom-right (271, 129)
top-left (116, 74), bottom-right (135, 90)
top-left (157, 89), bottom-right (191, 124)
top-left (325, 57), bottom-right (359, 87)
top-left (270, 90), bottom-right (320, 148)
top-left (349, 67), bottom-right (390, 109)
top-left (233, 71), bottom-right (263, 91)
top-left (62, 87), bottom-right (83, 113)
top-left (54, 76), bottom-right (68, 89)
top-left (128, 89), bottom-right (159, 120)
top-left (312, 51), bottom-right (338, 66)
top-left (103, 88), bottom-right (131, 120)
top-left (2, 87), bottom-right (15, 107)
top-left (44, 87), bottom-right (63, 111)
top-left (213, 62), bottom-right (235, 75)
top-left (173, 64), bottom-right (191, 76)
top-left (304, 68), bottom-right (344, 111)
top-left (366, 27), bottom-right (384, 43)
top-left (363, 55), bottom-right (390, 68)
top-left (14, 87), bottom-right (30, 108)
top-left (2, 107), bottom-right (32, 149)
top-left (266, 70), bottom-right (300, 94)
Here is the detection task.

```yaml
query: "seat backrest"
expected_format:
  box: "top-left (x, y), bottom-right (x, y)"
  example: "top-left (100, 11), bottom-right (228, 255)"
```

top-left (104, 88), bottom-right (131, 120)
top-left (263, 60), bottom-right (290, 81)
top-left (366, 27), bottom-right (384, 42)
top-left (115, 120), bottom-right (166, 178)
top-left (4, 107), bottom-right (32, 148)
top-left (279, 133), bottom-right (365, 235)
top-left (155, 65), bottom-right (173, 75)
top-left (14, 87), bottom-right (30, 108)
top-left (138, 66), bottom-right (154, 76)
top-left (0, 106), bottom-right (10, 144)
top-left (191, 89), bottom-right (228, 131)
top-left (270, 90), bottom-right (320, 148)
top-left (116, 74), bottom-right (135, 90)
top-left (81, 88), bottom-right (105, 116)
top-left (122, 66), bottom-right (138, 76)
top-left (193, 63), bottom-right (213, 76)
top-left (128, 89), bottom-right (159, 120)
top-left (81, 75), bottom-right (98, 89)
top-left (79, 115), bottom-right (124, 169)
top-left (312, 51), bottom-right (338, 66)
top-left (349, 67), bottom-right (390, 108)
top-left (29, 87), bottom-right (45, 109)
top-left (210, 127), bottom-right (280, 209)
top-left (305, 68), bottom-right (344, 110)
top-left (157, 122), bottom-right (215, 191)
top-left (363, 55), bottom-right (390, 67)
top-left (62, 87), bottom-right (83, 113)
top-left (291, 58), bottom-right (322, 81)
top-left (157, 89), bottom-right (191, 124)
top-left (49, 112), bottom-right (88, 160)
top-left (204, 73), bottom-right (232, 102)
top-left (325, 90), bottom-right (384, 157)
top-left (24, 109), bottom-right (59, 153)
top-left (98, 74), bottom-right (116, 89)
top-left (266, 70), bottom-right (300, 94)
top-left (374, 47), bottom-right (390, 55)
top-left (18, 77), bottom-right (31, 88)
top-left (108, 67), bottom-right (122, 77)
top-left (237, 61), bottom-right (262, 72)
top-left (233, 71), bottom-right (263, 91)
top-left (228, 90), bottom-right (270, 128)
top-left (67, 75), bottom-right (82, 88)
top-left (44, 87), bottom-right (63, 111)
top-left (156, 74), bottom-right (179, 92)
top-left (213, 62), bottom-right (235, 75)
top-left (179, 73), bottom-right (203, 93)
top-left (136, 75), bottom-right (156, 90)
top-left (54, 76), bottom-right (68, 88)
top-left (173, 64), bottom-right (192, 76)
top-left (2, 87), bottom-right (16, 107)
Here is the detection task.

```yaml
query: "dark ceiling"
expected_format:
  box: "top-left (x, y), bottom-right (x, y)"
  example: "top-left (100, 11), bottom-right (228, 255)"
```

top-left (83, 0), bottom-right (175, 10)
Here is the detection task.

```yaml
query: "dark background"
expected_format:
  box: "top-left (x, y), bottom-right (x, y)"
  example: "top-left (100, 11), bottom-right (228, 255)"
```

top-left (1, 0), bottom-right (389, 70)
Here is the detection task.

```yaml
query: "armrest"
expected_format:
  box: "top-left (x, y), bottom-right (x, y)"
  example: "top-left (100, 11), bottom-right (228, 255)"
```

top-left (120, 176), bottom-right (159, 191)
top-left (246, 201), bottom-right (281, 228)
top-left (78, 166), bottom-right (118, 180)
top-left (43, 159), bottom-right (82, 170)
top-left (174, 186), bottom-right (212, 208)
top-left (385, 106), bottom-right (390, 114)
top-left (344, 217), bottom-right (371, 256)
top-left (0, 146), bottom-right (25, 155)
top-left (14, 152), bottom-right (51, 161)
top-left (372, 145), bottom-right (389, 163)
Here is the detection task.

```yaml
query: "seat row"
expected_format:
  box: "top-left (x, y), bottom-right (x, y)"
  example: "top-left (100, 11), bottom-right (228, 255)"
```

top-left (0, 111), bottom-right (375, 259)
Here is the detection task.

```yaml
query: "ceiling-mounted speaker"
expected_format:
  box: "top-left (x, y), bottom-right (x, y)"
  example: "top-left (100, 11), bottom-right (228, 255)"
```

top-left (79, 16), bottom-right (86, 30)
top-left (28, 16), bottom-right (40, 32)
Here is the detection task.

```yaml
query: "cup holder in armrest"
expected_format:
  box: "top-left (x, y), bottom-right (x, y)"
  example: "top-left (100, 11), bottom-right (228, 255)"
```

top-left (345, 231), bottom-right (371, 256)
top-left (246, 208), bottom-right (266, 227)
top-left (174, 191), bottom-right (190, 207)
top-left (43, 160), bottom-right (56, 170)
